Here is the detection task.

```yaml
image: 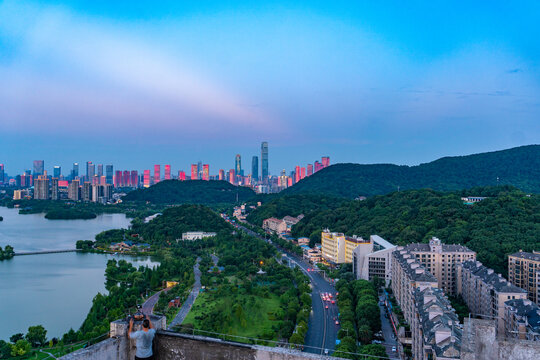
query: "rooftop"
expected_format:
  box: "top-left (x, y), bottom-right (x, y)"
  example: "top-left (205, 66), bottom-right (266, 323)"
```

top-left (393, 250), bottom-right (438, 283)
top-left (505, 299), bottom-right (540, 333)
top-left (460, 260), bottom-right (526, 294)
top-left (509, 251), bottom-right (540, 262)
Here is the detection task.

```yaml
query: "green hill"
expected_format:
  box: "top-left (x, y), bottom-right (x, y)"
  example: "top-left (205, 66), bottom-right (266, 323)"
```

top-left (283, 145), bottom-right (540, 198)
top-left (122, 180), bottom-right (256, 205)
top-left (292, 186), bottom-right (540, 275)
top-left (246, 194), bottom-right (347, 226)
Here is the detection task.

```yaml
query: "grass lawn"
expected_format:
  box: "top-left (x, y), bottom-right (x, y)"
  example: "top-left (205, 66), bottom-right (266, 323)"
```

top-left (183, 291), bottom-right (282, 342)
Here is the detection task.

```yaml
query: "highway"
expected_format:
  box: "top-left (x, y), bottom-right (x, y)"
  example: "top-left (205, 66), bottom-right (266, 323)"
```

top-left (231, 221), bottom-right (338, 355)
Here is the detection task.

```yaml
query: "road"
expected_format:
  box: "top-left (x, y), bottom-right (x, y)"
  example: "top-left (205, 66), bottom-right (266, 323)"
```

top-left (168, 257), bottom-right (202, 330)
top-left (231, 221), bottom-right (338, 355)
top-left (142, 288), bottom-right (167, 315)
top-left (379, 295), bottom-right (399, 359)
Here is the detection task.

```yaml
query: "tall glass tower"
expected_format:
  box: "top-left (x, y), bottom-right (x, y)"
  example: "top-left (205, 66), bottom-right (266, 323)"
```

top-left (261, 141), bottom-right (268, 182)
top-left (235, 154), bottom-right (242, 177)
top-left (251, 156), bottom-right (259, 183)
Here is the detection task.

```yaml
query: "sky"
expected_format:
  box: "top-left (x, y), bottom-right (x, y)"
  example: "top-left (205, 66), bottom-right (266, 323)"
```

top-left (1, 0), bottom-right (539, 176)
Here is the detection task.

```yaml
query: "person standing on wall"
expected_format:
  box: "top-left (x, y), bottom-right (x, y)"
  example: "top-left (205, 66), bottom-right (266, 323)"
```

top-left (129, 315), bottom-right (156, 360)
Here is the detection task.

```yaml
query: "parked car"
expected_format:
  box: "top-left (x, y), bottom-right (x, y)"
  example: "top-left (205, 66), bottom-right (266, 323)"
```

top-left (392, 346), bottom-right (397, 352)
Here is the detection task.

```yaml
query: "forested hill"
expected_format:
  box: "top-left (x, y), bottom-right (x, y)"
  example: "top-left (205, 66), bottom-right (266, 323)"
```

top-left (246, 194), bottom-right (347, 226)
top-left (292, 186), bottom-right (540, 275)
top-left (122, 180), bottom-right (256, 205)
top-left (282, 145), bottom-right (540, 198)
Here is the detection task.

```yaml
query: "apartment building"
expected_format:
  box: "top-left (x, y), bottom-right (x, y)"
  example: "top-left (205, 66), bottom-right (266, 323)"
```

top-left (391, 248), bottom-right (439, 325)
top-left (352, 235), bottom-right (396, 285)
top-left (508, 251), bottom-right (540, 305)
top-left (405, 237), bottom-right (476, 295)
top-left (457, 260), bottom-right (527, 334)
top-left (504, 298), bottom-right (540, 341)
top-left (321, 229), bottom-right (370, 265)
top-left (411, 287), bottom-right (462, 360)
top-left (262, 217), bottom-right (287, 233)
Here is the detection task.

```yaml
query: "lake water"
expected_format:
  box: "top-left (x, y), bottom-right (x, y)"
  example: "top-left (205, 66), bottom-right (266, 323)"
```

top-left (0, 207), bottom-right (158, 341)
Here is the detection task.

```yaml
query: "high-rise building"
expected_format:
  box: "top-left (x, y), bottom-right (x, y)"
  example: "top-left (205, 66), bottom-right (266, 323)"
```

top-left (97, 164), bottom-right (104, 177)
top-left (106, 165), bottom-right (113, 185)
top-left (300, 167), bottom-right (306, 180)
top-left (202, 164), bottom-right (209, 181)
top-left (178, 171), bottom-right (186, 181)
top-left (261, 142), bottom-right (269, 182)
top-left (322, 156), bottom-right (330, 168)
top-left (508, 251), bottom-right (540, 305)
top-left (307, 164), bottom-right (313, 176)
top-left (53, 166), bottom-right (61, 178)
top-left (33, 175), bottom-right (49, 200)
top-left (229, 169), bottom-right (235, 184)
top-left (235, 154), bottom-right (242, 177)
top-left (51, 178), bottom-right (59, 200)
top-left (86, 162), bottom-right (95, 181)
top-left (321, 229), bottom-right (369, 264)
top-left (131, 171), bottom-right (138, 187)
top-left (314, 161), bottom-right (323, 172)
top-left (72, 163), bottom-right (79, 179)
top-left (114, 170), bottom-right (122, 187)
top-left (251, 156), bottom-right (258, 183)
top-left (191, 164), bottom-right (198, 180)
top-left (218, 169), bottom-right (225, 181)
top-left (82, 182), bottom-right (92, 201)
top-left (0, 164), bottom-right (5, 184)
top-left (143, 170), bottom-right (151, 187)
top-left (123, 171), bottom-right (130, 187)
top-left (33, 160), bottom-right (44, 176)
top-left (164, 165), bottom-right (171, 180)
top-left (68, 179), bottom-right (80, 200)
top-left (295, 166), bottom-right (300, 183)
top-left (154, 165), bottom-right (161, 184)
top-left (197, 161), bottom-right (203, 180)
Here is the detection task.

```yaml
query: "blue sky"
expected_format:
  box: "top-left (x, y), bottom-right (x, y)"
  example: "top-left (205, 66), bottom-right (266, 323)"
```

top-left (1, 1), bottom-right (539, 176)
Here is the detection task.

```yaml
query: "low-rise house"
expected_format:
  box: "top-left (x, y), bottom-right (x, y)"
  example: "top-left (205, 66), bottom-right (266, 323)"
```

top-left (262, 218), bottom-right (287, 233)
top-left (504, 298), bottom-right (540, 341)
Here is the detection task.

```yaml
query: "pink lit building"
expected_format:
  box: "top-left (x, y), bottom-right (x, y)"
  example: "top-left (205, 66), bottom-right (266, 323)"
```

top-left (178, 171), bottom-right (186, 181)
top-left (143, 170), bottom-right (151, 187)
top-left (154, 165), bottom-right (160, 184)
top-left (191, 164), bottom-right (198, 180)
top-left (307, 164), bottom-right (313, 176)
top-left (202, 164), bottom-right (209, 180)
top-left (164, 165), bottom-right (171, 180)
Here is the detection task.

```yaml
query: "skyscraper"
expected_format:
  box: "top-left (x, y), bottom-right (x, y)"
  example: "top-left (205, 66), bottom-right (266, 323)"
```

top-left (33, 160), bottom-right (44, 176)
top-left (114, 170), bottom-right (122, 187)
top-left (72, 163), bottom-right (79, 179)
top-left (143, 170), bottom-right (151, 187)
top-left (191, 164), bottom-right (198, 180)
top-left (123, 171), bottom-right (130, 187)
top-left (68, 179), bottom-right (80, 201)
top-left (197, 161), bottom-right (203, 180)
top-left (86, 161), bottom-right (94, 180)
top-left (0, 164), bottom-right (5, 184)
top-left (261, 141), bottom-right (268, 182)
top-left (178, 171), bottom-right (186, 181)
top-left (218, 169), bottom-right (225, 181)
top-left (322, 156), bottom-right (330, 168)
top-left (53, 166), bottom-right (61, 178)
top-left (154, 165), bottom-right (161, 184)
top-left (229, 169), bottom-right (236, 184)
top-left (164, 165), bottom-right (171, 180)
top-left (131, 171), bottom-right (138, 187)
top-left (251, 156), bottom-right (258, 183)
top-left (307, 164), bottom-right (313, 176)
top-left (106, 165), bottom-right (113, 185)
top-left (301, 167), bottom-right (306, 180)
top-left (97, 164), bottom-right (104, 177)
top-left (235, 154), bottom-right (242, 177)
top-left (202, 164), bottom-right (210, 180)
top-left (33, 175), bottom-right (49, 200)
top-left (295, 166), bottom-right (300, 183)
top-left (51, 178), bottom-right (59, 200)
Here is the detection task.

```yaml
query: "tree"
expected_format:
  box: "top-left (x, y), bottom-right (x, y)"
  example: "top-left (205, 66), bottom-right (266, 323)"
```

top-left (26, 325), bottom-right (47, 347)
top-left (358, 344), bottom-right (388, 359)
top-left (9, 333), bottom-right (24, 343)
top-left (357, 324), bottom-right (373, 344)
top-left (11, 339), bottom-right (31, 357)
top-left (0, 340), bottom-right (11, 358)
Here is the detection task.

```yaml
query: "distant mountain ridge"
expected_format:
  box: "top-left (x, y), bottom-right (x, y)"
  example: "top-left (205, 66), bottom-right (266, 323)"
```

top-left (282, 145), bottom-right (540, 198)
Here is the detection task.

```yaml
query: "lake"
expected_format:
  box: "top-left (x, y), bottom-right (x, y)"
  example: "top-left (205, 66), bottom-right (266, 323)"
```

top-left (0, 206), bottom-right (158, 341)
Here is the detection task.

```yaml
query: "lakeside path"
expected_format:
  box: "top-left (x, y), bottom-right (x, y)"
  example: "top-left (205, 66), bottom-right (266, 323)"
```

top-left (168, 257), bottom-right (202, 330)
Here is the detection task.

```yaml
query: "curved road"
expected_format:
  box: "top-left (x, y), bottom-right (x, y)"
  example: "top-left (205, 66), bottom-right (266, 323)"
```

top-left (231, 221), bottom-right (338, 355)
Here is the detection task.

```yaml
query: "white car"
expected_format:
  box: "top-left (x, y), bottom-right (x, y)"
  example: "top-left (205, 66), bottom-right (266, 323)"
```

top-left (392, 346), bottom-right (397, 352)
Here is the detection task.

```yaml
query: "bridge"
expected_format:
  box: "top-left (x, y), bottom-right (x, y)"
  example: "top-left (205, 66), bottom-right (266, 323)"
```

top-left (14, 249), bottom-right (82, 256)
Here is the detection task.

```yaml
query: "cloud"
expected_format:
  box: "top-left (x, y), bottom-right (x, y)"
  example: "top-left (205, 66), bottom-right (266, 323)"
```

top-left (0, 1), bottom-right (279, 139)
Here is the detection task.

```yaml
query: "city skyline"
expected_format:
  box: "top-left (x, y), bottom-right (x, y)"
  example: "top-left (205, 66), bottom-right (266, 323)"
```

top-left (1, 1), bottom-right (539, 172)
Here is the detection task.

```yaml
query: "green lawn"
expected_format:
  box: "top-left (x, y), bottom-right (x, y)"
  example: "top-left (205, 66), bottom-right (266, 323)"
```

top-left (183, 291), bottom-right (282, 342)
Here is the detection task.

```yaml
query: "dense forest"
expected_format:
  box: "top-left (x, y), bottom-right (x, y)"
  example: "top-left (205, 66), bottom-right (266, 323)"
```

top-left (245, 194), bottom-right (347, 226)
top-left (95, 204), bottom-right (231, 247)
top-left (282, 145), bottom-right (540, 198)
top-left (292, 186), bottom-right (540, 275)
top-left (122, 180), bottom-right (257, 205)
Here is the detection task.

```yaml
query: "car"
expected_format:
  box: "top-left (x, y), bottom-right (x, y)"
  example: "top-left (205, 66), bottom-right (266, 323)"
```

top-left (331, 300), bottom-right (335, 304)
top-left (325, 305), bottom-right (329, 309)
top-left (392, 346), bottom-right (397, 352)
top-left (335, 320), bottom-right (339, 325)
top-left (324, 349), bottom-right (329, 355)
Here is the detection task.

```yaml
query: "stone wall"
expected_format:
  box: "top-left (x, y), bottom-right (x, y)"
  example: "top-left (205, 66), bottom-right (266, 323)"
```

top-left (461, 318), bottom-right (540, 360)
top-left (59, 338), bottom-right (126, 360)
